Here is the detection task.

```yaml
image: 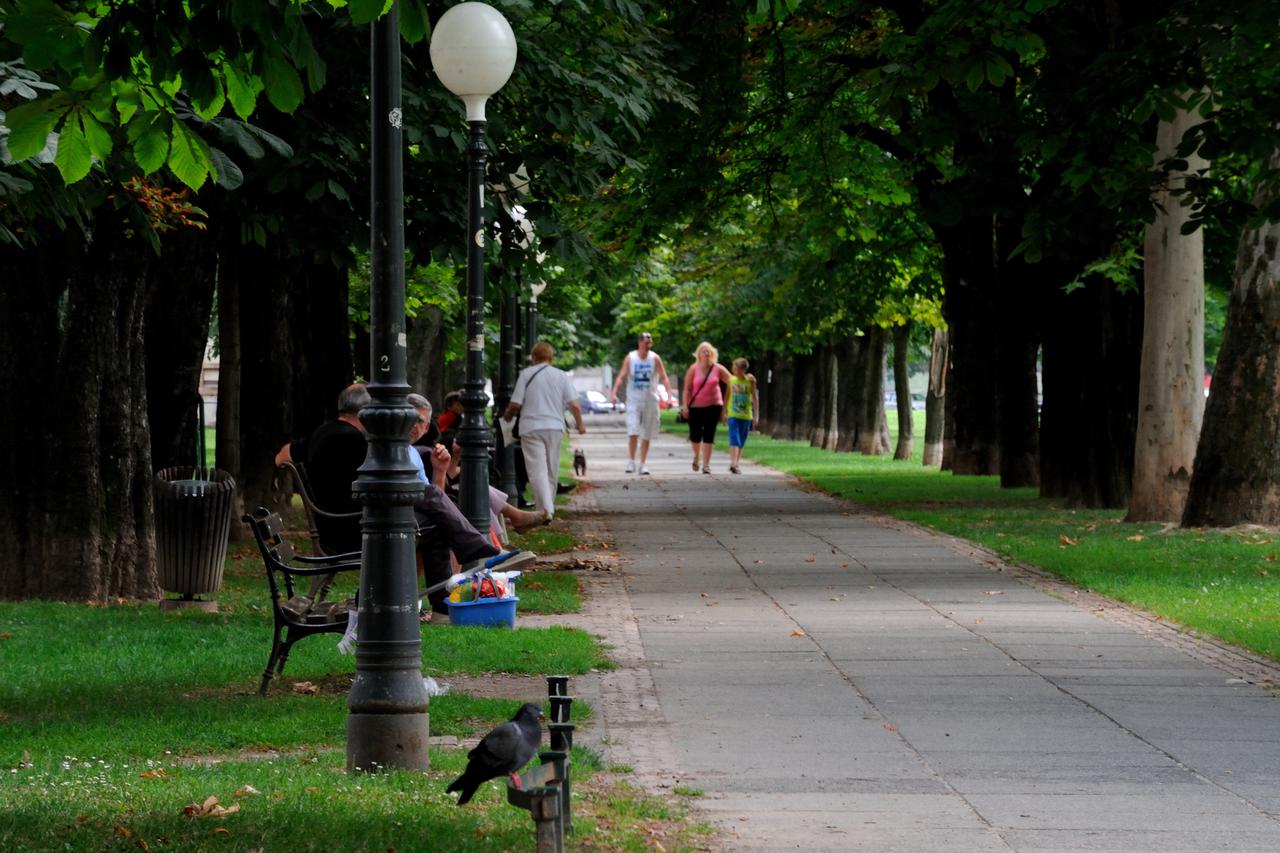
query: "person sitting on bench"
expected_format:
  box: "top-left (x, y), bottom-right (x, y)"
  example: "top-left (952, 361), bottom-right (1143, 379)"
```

top-left (275, 383), bottom-right (508, 614)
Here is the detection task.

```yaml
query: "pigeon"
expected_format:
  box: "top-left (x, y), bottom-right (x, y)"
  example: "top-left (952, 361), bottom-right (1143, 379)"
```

top-left (447, 702), bottom-right (544, 805)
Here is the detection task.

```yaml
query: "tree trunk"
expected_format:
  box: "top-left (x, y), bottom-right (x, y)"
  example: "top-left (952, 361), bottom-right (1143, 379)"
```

top-left (938, 221), bottom-right (1002, 475)
top-left (793, 352), bottom-right (820, 444)
top-left (1129, 108), bottom-right (1208, 522)
top-left (772, 355), bottom-right (796, 439)
top-left (996, 234), bottom-right (1042, 489)
top-left (892, 323), bottom-right (914, 460)
top-left (407, 304), bottom-right (447, 406)
top-left (856, 327), bottom-right (888, 455)
top-left (0, 222), bottom-right (160, 600)
top-left (145, 229), bottom-right (217, 470)
top-left (1039, 268), bottom-right (1143, 508)
top-left (215, 239), bottom-right (246, 539)
top-left (923, 328), bottom-right (947, 466)
top-left (235, 251), bottom-right (354, 515)
top-left (821, 346), bottom-right (840, 451)
top-left (1183, 150), bottom-right (1280, 527)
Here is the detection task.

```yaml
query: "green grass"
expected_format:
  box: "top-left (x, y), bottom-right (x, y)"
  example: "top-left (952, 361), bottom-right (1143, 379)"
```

top-left (0, 531), bottom-right (703, 849)
top-left (660, 409), bottom-right (1280, 663)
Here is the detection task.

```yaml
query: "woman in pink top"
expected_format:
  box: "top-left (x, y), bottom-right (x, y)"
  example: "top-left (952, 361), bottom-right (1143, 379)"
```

top-left (680, 341), bottom-right (733, 474)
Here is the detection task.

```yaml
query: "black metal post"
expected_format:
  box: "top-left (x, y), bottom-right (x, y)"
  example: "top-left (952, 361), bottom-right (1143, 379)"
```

top-left (496, 282), bottom-right (519, 502)
top-left (347, 4), bottom-right (429, 773)
top-left (459, 120), bottom-right (493, 533)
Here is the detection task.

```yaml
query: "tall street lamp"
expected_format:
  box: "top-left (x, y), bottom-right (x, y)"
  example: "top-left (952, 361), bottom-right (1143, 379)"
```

top-left (348, 5), bottom-right (429, 773)
top-left (430, 2), bottom-right (518, 533)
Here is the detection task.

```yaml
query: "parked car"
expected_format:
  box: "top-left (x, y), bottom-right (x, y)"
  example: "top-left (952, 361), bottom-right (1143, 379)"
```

top-left (578, 390), bottom-right (620, 414)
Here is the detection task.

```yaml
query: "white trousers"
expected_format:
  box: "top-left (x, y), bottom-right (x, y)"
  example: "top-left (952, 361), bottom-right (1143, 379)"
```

top-left (521, 428), bottom-right (563, 518)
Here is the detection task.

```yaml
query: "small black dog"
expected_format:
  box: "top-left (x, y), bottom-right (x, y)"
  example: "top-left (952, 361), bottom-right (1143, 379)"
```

top-left (573, 447), bottom-right (587, 477)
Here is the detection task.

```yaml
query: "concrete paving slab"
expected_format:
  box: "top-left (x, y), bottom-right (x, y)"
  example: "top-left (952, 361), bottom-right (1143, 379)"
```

top-left (567, 420), bottom-right (1280, 850)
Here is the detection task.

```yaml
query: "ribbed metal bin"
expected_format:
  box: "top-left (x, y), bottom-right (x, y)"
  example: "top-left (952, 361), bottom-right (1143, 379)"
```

top-left (154, 467), bottom-right (235, 610)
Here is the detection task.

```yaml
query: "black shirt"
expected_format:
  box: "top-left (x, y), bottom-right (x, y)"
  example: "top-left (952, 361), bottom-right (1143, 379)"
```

top-left (290, 419), bottom-right (367, 553)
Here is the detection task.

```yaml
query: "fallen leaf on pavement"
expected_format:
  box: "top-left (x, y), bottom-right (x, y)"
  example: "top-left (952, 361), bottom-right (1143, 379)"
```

top-left (803, 556), bottom-right (816, 563)
top-left (791, 629), bottom-right (806, 637)
top-left (983, 590), bottom-right (1005, 596)
top-left (291, 682), bottom-right (319, 695)
top-left (884, 724), bottom-right (897, 732)
top-left (975, 617), bottom-right (985, 625)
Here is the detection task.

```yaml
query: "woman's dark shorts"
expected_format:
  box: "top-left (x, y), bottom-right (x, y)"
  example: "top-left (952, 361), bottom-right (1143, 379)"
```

top-left (687, 405), bottom-right (722, 444)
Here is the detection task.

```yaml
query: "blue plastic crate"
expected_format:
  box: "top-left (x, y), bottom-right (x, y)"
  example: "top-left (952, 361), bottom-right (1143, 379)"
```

top-left (448, 596), bottom-right (518, 628)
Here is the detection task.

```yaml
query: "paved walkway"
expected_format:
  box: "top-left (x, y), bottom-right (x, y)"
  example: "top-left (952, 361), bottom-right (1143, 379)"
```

top-left (566, 416), bottom-right (1280, 852)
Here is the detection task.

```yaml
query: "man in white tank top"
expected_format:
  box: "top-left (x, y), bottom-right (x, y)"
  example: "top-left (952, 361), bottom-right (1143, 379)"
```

top-left (610, 332), bottom-right (673, 475)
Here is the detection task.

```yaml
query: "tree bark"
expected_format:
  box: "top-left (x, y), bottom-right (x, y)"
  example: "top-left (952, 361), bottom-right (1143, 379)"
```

top-left (938, 221), bottom-right (1002, 475)
top-left (1183, 150), bottom-right (1280, 527)
top-left (406, 304), bottom-right (447, 407)
top-left (821, 345), bottom-right (840, 451)
top-left (1129, 107), bottom-right (1208, 522)
top-left (1039, 268), bottom-right (1143, 508)
top-left (856, 327), bottom-right (888, 455)
top-left (215, 237), bottom-right (246, 539)
top-left (892, 323), bottom-right (914, 460)
top-left (923, 328), bottom-right (947, 466)
top-left (0, 222), bottom-right (159, 600)
top-left (145, 228), bottom-right (217, 470)
top-left (793, 351), bottom-right (821, 444)
top-left (996, 234), bottom-right (1042, 489)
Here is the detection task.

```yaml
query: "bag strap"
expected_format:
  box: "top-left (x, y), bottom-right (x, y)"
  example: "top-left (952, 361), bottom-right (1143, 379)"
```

top-left (688, 366), bottom-right (715, 406)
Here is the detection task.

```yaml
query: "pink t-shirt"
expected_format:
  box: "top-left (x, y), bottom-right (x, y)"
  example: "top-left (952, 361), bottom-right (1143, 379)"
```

top-left (688, 366), bottom-right (724, 407)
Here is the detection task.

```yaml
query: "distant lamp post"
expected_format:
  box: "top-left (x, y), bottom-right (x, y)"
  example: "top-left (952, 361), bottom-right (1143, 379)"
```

top-left (495, 206), bottom-right (535, 502)
top-left (527, 277), bottom-right (547, 346)
top-left (348, 6), bottom-right (429, 773)
top-left (432, 1), bottom-right (517, 532)
top-left (430, 2), bottom-right (518, 532)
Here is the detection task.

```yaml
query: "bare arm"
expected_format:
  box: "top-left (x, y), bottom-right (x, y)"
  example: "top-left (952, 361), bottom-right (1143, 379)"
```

top-left (749, 374), bottom-right (760, 423)
top-left (568, 400), bottom-right (586, 434)
top-left (274, 443), bottom-right (292, 466)
top-left (610, 354), bottom-right (630, 403)
top-left (680, 364), bottom-right (695, 411)
top-left (654, 354), bottom-right (674, 397)
top-left (503, 401), bottom-right (522, 420)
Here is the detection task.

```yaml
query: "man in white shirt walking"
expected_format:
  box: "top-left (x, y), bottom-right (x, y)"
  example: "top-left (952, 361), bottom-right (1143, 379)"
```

top-left (610, 332), bottom-right (674, 475)
top-left (504, 341), bottom-right (585, 519)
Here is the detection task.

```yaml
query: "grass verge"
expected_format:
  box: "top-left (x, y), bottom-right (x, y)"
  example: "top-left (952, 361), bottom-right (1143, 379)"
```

top-left (658, 410), bottom-right (1280, 664)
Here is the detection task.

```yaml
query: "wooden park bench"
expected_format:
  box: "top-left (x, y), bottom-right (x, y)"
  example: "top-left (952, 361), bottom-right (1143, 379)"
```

top-left (242, 508), bottom-right (360, 695)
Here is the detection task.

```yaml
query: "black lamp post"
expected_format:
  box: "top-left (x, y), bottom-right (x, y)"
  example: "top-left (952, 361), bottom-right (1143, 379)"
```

top-left (495, 286), bottom-right (519, 501)
top-left (430, 2), bottom-right (518, 533)
top-left (347, 4), bottom-right (429, 773)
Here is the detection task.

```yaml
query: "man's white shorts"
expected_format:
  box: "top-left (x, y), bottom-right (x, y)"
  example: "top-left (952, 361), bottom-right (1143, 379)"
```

top-left (626, 399), bottom-right (659, 439)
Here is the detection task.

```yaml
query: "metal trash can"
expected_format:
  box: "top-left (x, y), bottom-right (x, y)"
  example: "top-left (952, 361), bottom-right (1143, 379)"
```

top-left (154, 466), bottom-right (236, 612)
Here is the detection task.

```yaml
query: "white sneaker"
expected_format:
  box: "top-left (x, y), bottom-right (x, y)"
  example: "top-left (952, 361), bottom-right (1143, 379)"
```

top-left (625, 459), bottom-right (636, 474)
top-left (638, 464), bottom-right (650, 475)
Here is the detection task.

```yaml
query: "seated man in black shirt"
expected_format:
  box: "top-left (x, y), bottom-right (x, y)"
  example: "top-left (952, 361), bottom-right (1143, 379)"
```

top-left (275, 383), bottom-right (502, 612)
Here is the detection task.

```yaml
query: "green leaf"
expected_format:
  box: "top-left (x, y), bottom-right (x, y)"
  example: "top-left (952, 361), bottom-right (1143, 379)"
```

top-left (192, 74), bottom-right (227, 120)
top-left (263, 52), bottom-right (305, 114)
top-left (349, 0), bottom-right (393, 25)
top-left (80, 111), bottom-right (113, 161)
top-left (129, 114), bottom-right (171, 175)
top-left (168, 120), bottom-right (214, 189)
top-left (399, 0), bottom-right (429, 43)
top-left (53, 113), bottom-right (93, 183)
top-left (964, 62), bottom-right (985, 92)
top-left (4, 96), bottom-right (67, 162)
top-left (223, 61), bottom-right (261, 119)
top-left (208, 146), bottom-right (245, 191)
